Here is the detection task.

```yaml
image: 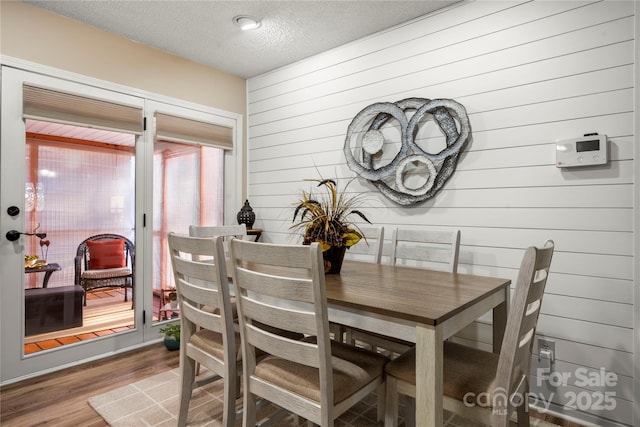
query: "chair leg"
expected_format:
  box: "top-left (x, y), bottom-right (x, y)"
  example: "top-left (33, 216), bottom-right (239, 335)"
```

top-left (384, 376), bottom-right (399, 427)
top-left (376, 381), bottom-right (386, 422)
top-left (222, 365), bottom-right (238, 427)
top-left (517, 383), bottom-right (531, 427)
top-left (404, 397), bottom-right (415, 427)
top-left (243, 389), bottom-right (257, 427)
top-left (177, 356), bottom-right (196, 427)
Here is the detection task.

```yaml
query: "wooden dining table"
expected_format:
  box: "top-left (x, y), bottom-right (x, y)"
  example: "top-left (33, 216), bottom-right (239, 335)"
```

top-left (323, 260), bottom-right (511, 427)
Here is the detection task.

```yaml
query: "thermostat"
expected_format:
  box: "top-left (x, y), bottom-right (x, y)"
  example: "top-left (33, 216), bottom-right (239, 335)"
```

top-left (556, 133), bottom-right (608, 168)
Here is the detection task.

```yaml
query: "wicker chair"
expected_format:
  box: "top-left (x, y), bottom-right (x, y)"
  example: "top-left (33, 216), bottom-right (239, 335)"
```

top-left (74, 233), bottom-right (135, 306)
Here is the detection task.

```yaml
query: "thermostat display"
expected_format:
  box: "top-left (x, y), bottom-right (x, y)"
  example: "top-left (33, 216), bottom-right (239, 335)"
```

top-left (556, 134), bottom-right (608, 168)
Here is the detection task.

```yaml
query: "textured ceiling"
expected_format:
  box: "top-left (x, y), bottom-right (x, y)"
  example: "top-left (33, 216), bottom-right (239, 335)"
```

top-left (23, 0), bottom-right (458, 79)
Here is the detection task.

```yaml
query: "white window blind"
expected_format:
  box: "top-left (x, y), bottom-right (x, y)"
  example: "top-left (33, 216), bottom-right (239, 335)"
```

top-left (23, 85), bottom-right (144, 135)
top-left (155, 112), bottom-right (233, 150)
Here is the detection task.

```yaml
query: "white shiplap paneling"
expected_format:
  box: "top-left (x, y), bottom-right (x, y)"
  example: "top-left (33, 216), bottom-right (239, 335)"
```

top-left (247, 1), bottom-right (636, 425)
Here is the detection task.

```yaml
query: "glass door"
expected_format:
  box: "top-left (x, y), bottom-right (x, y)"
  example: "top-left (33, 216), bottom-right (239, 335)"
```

top-left (0, 67), bottom-right (145, 382)
top-left (1, 66), bottom-right (241, 384)
top-left (23, 120), bottom-right (137, 353)
top-left (145, 101), bottom-right (232, 327)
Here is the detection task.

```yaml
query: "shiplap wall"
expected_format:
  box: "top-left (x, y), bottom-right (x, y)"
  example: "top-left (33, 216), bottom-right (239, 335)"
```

top-left (246, 1), bottom-right (636, 425)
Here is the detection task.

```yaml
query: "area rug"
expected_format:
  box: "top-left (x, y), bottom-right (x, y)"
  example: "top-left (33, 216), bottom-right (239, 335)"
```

top-left (89, 368), bottom-right (245, 427)
top-left (88, 368), bottom-right (565, 427)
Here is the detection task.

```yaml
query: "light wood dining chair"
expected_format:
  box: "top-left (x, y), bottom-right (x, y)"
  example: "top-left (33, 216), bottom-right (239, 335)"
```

top-left (344, 225), bottom-right (385, 264)
top-left (167, 233), bottom-right (239, 427)
top-left (350, 228), bottom-right (461, 354)
top-left (384, 240), bottom-right (555, 427)
top-left (391, 227), bottom-right (460, 273)
top-left (229, 238), bottom-right (389, 426)
top-left (189, 223), bottom-right (247, 252)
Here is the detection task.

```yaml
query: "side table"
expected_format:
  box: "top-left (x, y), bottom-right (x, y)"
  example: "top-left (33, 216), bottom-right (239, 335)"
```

top-left (247, 228), bottom-right (263, 242)
top-left (25, 262), bottom-right (62, 288)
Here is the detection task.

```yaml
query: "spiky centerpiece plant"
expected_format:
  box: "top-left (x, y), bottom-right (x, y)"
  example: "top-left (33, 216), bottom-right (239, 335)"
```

top-left (291, 179), bottom-right (371, 273)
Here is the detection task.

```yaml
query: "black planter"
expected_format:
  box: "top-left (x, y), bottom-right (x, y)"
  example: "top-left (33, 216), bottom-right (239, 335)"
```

top-left (323, 246), bottom-right (347, 274)
top-left (163, 337), bottom-right (180, 351)
top-left (237, 199), bottom-right (256, 229)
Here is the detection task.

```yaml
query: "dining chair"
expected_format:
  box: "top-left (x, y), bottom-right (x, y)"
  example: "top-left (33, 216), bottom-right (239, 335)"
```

top-left (154, 225), bottom-right (247, 319)
top-left (189, 223), bottom-right (247, 238)
top-left (229, 238), bottom-right (389, 426)
top-left (167, 233), bottom-right (239, 427)
top-left (391, 228), bottom-right (460, 273)
top-left (383, 240), bottom-right (555, 427)
top-left (343, 225), bottom-right (384, 264)
top-left (350, 228), bottom-right (461, 354)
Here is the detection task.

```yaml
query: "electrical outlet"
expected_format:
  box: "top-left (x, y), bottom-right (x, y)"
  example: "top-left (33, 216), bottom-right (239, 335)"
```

top-left (538, 337), bottom-right (555, 356)
top-left (537, 338), bottom-right (556, 376)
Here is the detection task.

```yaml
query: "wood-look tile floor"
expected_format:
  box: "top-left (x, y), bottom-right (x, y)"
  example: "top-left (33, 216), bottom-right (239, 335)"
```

top-left (5, 291), bottom-right (585, 427)
top-left (2, 342), bottom-right (586, 427)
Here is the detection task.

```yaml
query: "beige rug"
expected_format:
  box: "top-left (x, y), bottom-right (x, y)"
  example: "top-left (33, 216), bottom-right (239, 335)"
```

top-left (88, 368), bottom-right (563, 427)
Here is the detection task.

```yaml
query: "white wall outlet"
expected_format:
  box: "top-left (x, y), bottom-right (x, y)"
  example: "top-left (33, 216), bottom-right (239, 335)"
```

top-left (538, 338), bottom-right (555, 375)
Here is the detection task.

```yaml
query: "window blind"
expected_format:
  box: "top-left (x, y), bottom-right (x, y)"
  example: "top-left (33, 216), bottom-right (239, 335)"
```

top-left (23, 85), bottom-right (144, 135)
top-left (155, 112), bottom-right (233, 150)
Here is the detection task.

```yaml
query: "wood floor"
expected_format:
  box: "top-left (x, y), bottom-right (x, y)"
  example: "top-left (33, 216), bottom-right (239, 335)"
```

top-left (3, 290), bottom-right (584, 427)
top-left (0, 343), bottom-right (179, 426)
top-left (1, 343), bottom-right (586, 427)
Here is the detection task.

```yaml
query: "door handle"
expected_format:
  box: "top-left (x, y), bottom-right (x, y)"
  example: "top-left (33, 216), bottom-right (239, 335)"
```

top-left (6, 230), bottom-right (47, 242)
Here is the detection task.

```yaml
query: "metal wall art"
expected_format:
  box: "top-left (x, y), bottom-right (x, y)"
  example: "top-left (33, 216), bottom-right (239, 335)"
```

top-left (344, 98), bottom-right (471, 206)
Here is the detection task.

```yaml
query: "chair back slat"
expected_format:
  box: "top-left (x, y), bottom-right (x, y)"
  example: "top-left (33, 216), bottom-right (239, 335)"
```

top-left (234, 267), bottom-right (314, 302)
top-left (246, 324), bottom-right (321, 367)
top-left (189, 224), bottom-right (247, 238)
top-left (240, 296), bottom-right (317, 337)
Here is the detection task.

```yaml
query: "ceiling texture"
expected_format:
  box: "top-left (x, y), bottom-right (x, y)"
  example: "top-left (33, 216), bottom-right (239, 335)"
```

top-left (23, 0), bottom-right (458, 79)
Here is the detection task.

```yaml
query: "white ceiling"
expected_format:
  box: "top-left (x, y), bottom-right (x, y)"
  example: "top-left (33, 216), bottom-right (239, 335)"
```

top-left (23, 0), bottom-right (458, 79)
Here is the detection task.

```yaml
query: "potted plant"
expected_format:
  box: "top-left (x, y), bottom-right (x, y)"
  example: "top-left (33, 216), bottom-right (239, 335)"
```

top-left (291, 178), bottom-right (371, 273)
top-left (159, 323), bottom-right (180, 351)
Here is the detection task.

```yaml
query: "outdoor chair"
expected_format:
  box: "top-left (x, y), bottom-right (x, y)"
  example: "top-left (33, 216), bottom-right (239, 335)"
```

top-left (74, 233), bottom-right (134, 306)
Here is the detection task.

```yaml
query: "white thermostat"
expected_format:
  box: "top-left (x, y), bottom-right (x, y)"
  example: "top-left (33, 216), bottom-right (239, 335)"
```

top-left (556, 133), bottom-right (608, 168)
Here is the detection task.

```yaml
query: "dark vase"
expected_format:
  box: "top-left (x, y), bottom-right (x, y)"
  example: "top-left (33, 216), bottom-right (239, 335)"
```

top-left (323, 246), bottom-right (347, 274)
top-left (237, 199), bottom-right (256, 229)
top-left (163, 337), bottom-right (180, 351)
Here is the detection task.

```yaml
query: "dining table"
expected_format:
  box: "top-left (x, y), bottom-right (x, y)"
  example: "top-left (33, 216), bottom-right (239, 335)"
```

top-left (323, 260), bottom-right (511, 427)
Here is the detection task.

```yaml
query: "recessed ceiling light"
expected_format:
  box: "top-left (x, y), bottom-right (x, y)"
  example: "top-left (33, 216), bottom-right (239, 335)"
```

top-left (233, 15), bottom-right (261, 31)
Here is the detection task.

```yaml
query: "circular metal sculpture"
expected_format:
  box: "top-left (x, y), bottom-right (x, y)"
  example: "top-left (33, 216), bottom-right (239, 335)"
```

top-left (344, 98), bottom-right (471, 206)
